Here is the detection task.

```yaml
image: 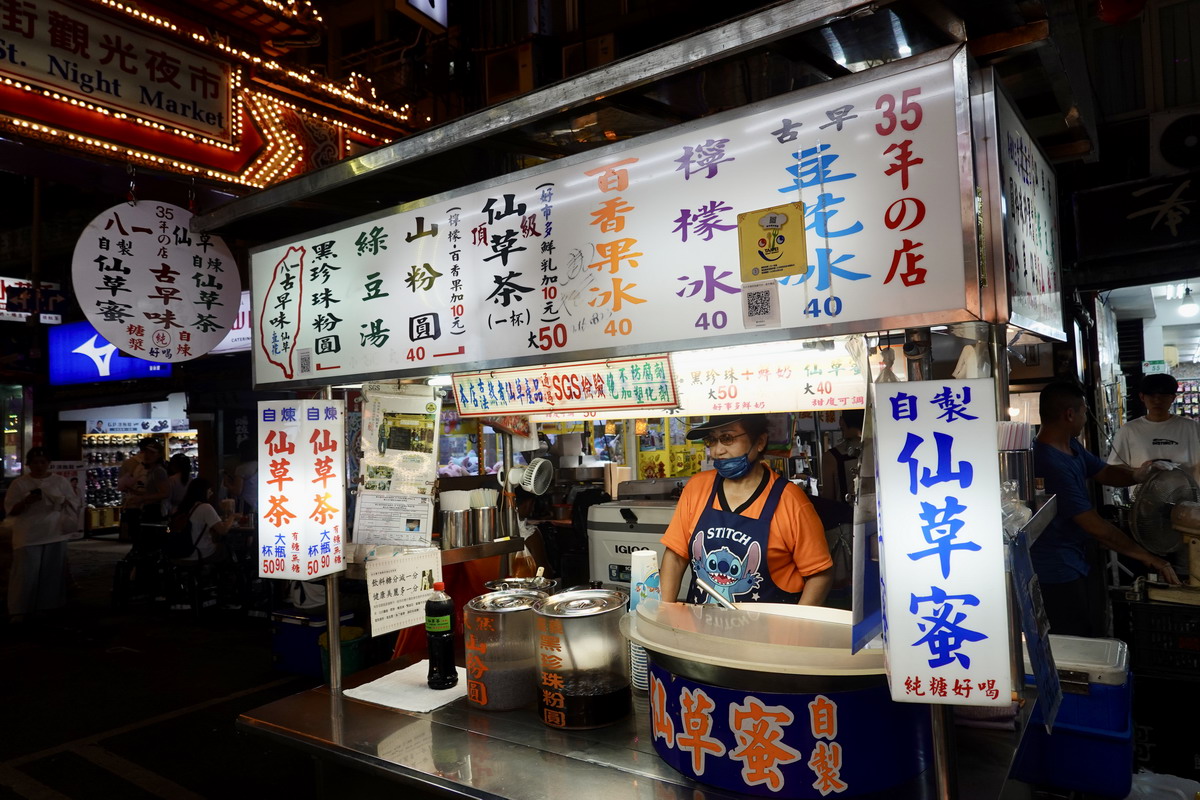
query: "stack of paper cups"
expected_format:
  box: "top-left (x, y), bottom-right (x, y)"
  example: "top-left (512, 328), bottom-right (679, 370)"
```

top-left (628, 549), bottom-right (660, 692)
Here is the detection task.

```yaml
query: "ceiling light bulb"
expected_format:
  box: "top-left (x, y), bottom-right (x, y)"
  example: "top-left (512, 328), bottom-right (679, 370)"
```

top-left (1181, 288), bottom-right (1199, 318)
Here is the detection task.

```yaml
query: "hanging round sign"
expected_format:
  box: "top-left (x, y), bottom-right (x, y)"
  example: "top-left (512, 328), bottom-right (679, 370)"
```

top-left (71, 202), bottom-right (241, 363)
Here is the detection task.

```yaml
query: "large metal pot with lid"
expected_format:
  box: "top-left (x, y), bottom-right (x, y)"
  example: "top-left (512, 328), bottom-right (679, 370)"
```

top-left (464, 589), bottom-right (546, 711)
top-left (533, 588), bottom-right (630, 729)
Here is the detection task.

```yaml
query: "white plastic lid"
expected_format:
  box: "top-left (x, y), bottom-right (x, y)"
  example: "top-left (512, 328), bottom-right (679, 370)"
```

top-left (622, 599), bottom-right (885, 677)
top-left (1022, 634), bottom-right (1129, 686)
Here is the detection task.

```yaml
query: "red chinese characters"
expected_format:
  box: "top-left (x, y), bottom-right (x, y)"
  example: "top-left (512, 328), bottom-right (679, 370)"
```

top-left (876, 87), bottom-right (929, 287)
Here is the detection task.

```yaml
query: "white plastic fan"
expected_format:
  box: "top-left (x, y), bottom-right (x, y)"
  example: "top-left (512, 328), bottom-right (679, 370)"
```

top-left (506, 457), bottom-right (555, 495)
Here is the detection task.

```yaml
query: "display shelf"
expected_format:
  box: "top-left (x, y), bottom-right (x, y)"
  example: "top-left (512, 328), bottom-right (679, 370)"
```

top-left (82, 429), bottom-right (198, 509)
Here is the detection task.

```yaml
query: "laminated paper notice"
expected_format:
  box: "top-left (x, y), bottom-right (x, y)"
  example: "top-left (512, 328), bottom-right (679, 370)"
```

top-left (366, 548), bottom-right (442, 636)
top-left (355, 491), bottom-right (434, 547)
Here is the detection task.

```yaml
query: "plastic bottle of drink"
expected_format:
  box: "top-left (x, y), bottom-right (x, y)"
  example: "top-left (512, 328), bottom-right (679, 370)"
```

top-left (426, 581), bottom-right (459, 689)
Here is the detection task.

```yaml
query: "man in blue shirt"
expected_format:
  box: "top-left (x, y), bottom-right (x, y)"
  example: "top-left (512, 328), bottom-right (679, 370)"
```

top-left (1033, 381), bottom-right (1180, 637)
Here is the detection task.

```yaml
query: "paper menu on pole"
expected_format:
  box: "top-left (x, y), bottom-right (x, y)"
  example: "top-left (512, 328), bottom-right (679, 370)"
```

top-left (366, 548), bottom-right (442, 636)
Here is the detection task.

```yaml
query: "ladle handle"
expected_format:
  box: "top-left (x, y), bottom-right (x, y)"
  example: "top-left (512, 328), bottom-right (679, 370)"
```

top-left (694, 576), bottom-right (737, 609)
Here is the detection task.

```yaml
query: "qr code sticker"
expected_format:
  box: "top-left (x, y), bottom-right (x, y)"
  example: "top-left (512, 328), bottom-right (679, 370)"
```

top-left (298, 348), bottom-right (313, 374)
top-left (746, 289), bottom-right (772, 318)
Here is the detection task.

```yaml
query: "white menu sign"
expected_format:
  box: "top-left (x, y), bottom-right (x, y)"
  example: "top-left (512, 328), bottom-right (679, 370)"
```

top-left (873, 379), bottom-right (1011, 706)
top-left (365, 548), bottom-right (442, 635)
top-left (257, 399), bottom-right (346, 580)
top-left (72, 202), bottom-right (241, 362)
top-left (251, 51), bottom-right (973, 386)
top-left (997, 88), bottom-right (1063, 340)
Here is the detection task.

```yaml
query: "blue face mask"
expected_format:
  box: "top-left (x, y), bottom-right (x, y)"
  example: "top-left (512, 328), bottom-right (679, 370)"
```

top-left (713, 454), bottom-right (753, 480)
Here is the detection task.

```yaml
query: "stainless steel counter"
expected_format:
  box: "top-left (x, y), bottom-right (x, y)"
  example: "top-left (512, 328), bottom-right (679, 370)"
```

top-left (239, 660), bottom-right (1036, 800)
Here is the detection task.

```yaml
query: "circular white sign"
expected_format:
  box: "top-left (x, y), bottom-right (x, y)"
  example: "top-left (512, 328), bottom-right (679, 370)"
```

top-left (71, 202), bottom-right (241, 363)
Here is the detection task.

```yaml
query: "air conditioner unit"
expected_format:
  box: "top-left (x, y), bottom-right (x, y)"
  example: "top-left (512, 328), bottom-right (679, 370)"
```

top-left (1148, 108), bottom-right (1200, 176)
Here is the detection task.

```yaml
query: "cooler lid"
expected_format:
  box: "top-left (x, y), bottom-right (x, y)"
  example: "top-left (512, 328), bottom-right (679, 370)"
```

top-left (468, 589), bottom-right (546, 612)
top-left (1022, 634), bottom-right (1128, 686)
top-left (624, 599), bottom-right (885, 676)
top-left (535, 588), bottom-right (627, 617)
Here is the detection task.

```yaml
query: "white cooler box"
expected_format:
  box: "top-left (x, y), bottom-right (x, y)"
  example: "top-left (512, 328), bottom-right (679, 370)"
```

top-left (587, 500), bottom-right (690, 590)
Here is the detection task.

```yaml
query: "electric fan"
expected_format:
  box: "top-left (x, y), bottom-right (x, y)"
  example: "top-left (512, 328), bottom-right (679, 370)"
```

top-left (505, 457), bottom-right (555, 496)
top-left (1130, 467), bottom-right (1200, 587)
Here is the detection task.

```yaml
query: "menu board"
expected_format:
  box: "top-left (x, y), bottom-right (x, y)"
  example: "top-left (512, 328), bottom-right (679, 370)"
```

top-left (250, 51), bottom-right (975, 386)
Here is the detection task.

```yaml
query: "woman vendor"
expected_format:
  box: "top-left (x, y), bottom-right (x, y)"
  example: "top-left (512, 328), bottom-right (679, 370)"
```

top-left (659, 414), bottom-right (833, 606)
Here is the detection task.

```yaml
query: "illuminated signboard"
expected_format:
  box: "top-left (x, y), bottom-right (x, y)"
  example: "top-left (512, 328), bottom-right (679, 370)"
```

top-left (48, 321), bottom-right (172, 385)
top-left (873, 379), bottom-right (1011, 706)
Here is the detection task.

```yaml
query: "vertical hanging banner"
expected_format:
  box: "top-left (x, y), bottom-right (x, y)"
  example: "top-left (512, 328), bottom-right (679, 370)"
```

top-left (257, 399), bottom-right (346, 580)
top-left (872, 379), bottom-right (1011, 706)
top-left (72, 202), bottom-right (241, 362)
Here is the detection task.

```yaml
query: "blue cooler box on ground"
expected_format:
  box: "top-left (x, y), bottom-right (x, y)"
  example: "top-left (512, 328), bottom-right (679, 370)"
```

top-left (271, 608), bottom-right (355, 678)
top-left (1013, 635), bottom-right (1132, 798)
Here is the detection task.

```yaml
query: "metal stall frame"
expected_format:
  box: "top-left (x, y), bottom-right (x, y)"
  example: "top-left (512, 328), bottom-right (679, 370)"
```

top-left (192, 4), bottom-right (1063, 797)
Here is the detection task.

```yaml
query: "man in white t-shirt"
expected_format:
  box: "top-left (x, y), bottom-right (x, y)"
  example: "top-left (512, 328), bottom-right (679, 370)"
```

top-left (1108, 373), bottom-right (1200, 472)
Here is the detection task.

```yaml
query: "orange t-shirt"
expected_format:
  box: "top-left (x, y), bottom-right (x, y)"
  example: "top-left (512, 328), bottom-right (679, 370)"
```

top-left (661, 467), bottom-right (832, 594)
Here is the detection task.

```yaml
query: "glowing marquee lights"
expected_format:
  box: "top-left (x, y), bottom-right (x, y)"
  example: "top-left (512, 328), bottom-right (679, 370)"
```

top-left (0, 0), bottom-right (406, 186)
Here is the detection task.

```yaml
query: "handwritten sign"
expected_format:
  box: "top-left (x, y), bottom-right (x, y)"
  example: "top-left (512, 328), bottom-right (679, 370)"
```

top-left (873, 379), bottom-right (1011, 706)
top-left (995, 87), bottom-right (1063, 340)
top-left (365, 548), bottom-right (442, 636)
top-left (250, 52), bottom-right (974, 386)
top-left (453, 355), bottom-right (677, 416)
top-left (257, 400), bottom-right (346, 580)
top-left (72, 202), bottom-right (241, 363)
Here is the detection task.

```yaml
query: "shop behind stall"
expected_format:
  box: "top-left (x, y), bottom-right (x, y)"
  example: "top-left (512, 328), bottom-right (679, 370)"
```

top-left (189, 4), bottom-right (1116, 797)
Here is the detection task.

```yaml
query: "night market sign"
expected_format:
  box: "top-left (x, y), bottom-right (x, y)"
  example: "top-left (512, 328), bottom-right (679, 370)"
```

top-left (0, 0), bottom-right (233, 141)
top-left (250, 49), bottom-right (976, 387)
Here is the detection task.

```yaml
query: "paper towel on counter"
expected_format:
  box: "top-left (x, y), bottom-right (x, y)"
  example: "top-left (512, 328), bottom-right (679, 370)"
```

top-left (344, 661), bottom-right (468, 712)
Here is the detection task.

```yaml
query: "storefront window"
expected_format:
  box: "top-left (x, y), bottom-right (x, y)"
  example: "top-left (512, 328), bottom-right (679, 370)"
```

top-left (1, 385), bottom-right (24, 479)
top-left (439, 411), bottom-right (502, 476)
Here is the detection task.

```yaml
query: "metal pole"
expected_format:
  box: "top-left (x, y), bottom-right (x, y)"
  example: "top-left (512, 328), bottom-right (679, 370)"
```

top-left (499, 431), bottom-right (516, 576)
top-left (322, 385), bottom-right (343, 692)
top-left (990, 324), bottom-right (1025, 697)
top-left (930, 704), bottom-right (958, 799)
top-left (904, 328), bottom-right (933, 382)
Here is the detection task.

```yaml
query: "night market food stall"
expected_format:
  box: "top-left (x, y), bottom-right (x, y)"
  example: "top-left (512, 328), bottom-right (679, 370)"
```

top-left (198, 6), bottom-right (1075, 798)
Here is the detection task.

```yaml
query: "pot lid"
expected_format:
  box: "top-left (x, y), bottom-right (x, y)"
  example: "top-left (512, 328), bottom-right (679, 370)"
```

top-left (484, 576), bottom-right (557, 592)
top-left (468, 589), bottom-right (546, 612)
top-left (535, 588), bottom-right (627, 617)
top-left (623, 600), bottom-right (885, 676)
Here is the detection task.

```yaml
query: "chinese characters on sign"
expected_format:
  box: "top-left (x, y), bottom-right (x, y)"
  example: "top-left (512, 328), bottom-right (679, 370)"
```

top-left (365, 549), bottom-right (441, 636)
top-left (995, 88), bottom-right (1063, 340)
top-left (872, 379), bottom-right (1011, 706)
top-left (251, 54), bottom-right (971, 386)
top-left (452, 355), bottom-right (678, 416)
top-left (71, 202), bottom-right (241, 363)
top-left (257, 400), bottom-right (346, 580)
top-left (0, 0), bottom-right (234, 141)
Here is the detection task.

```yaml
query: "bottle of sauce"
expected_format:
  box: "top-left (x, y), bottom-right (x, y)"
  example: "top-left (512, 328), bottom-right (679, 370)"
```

top-left (426, 581), bottom-right (459, 689)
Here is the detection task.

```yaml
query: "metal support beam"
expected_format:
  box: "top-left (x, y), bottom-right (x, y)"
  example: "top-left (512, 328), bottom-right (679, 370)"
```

top-left (193, 0), bottom-right (886, 233)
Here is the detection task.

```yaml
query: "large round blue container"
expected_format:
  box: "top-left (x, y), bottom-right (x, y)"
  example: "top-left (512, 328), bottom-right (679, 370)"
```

top-left (625, 602), bottom-right (933, 798)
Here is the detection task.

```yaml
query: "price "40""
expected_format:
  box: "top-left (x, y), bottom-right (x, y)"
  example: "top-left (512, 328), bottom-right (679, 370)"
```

top-left (694, 296), bottom-right (842, 330)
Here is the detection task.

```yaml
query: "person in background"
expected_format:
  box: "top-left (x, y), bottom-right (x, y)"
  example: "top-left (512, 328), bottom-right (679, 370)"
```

top-left (820, 409), bottom-right (863, 505)
top-left (223, 441), bottom-right (258, 516)
top-left (170, 478), bottom-right (237, 564)
top-left (118, 438), bottom-right (169, 542)
top-left (1107, 372), bottom-right (1200, 479)
top-left (5, 447), bottom-right (79, 623)
top-left (165, 454), bottom-right (192, 517)
top-left (660, 414), bottom-right (832, 606)
top-left (1033, 381), bottom-right (1181, 637)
